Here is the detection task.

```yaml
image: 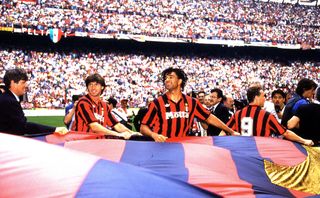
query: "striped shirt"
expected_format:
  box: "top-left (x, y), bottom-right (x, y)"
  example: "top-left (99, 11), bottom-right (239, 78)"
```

top-left (141, 93), bottom-right (210, 138)
top-left (71, 95), bottom-right (119, 132)
top-left (227, 105), bottom-right (286, 137)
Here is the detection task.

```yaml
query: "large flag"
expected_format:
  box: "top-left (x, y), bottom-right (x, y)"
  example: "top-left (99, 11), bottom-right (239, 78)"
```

top-left (1, 132), bottom-right (320, 197)
top-left (49, 28), bottom-right (63, 43)
top-left (0, 133), bottom-right (218, 198)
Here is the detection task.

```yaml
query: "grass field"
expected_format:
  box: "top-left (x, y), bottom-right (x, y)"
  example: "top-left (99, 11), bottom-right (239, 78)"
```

top-left (26, 116), bottom-right (138, 131)
top-left (27, 116), bottom-right (65, 127)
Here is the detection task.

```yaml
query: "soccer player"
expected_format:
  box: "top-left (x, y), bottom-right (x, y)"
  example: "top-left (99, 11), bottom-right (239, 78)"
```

top-left (71, 73), bottom-right (138, 139)
top-left (224, 86), bottom-right (313, 146)
top-left (140, 67), bottom-right (239, 142)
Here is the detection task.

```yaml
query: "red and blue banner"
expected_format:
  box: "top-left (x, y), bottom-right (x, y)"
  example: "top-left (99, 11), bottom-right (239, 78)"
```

top-left (1, 132), bottom-right (319, 197)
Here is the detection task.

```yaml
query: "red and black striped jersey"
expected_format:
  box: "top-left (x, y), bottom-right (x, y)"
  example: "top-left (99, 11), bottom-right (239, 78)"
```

top-left (71, 95), bottom-right (119, 132)
top-left (141, 93), bottom-right (210, 138)
top-left (227, 105), bottom-right (286, 137)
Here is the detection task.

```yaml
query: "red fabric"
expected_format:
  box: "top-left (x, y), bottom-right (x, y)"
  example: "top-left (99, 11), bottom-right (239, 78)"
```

top-left (0, 133), bottom-right (99, 197)
top-left (46, 131), bottom-right (105, 144)
top-left (183, 143), bottom-right (254, 198)
top-left (167, 136), bottom-right (214, 145)
top-left (254, 137), bottom-right (306, 166)
top-left (65, 139), bottom-right (126, 163)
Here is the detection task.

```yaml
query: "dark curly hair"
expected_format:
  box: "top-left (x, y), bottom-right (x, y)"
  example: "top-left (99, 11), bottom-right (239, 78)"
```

top-left (161, 67), bottom-right (188, 91)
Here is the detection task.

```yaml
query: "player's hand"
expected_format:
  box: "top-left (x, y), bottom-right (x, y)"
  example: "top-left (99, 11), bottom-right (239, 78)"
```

top-left (303, 139), bottom-right (314, 146)
top-left (131, 131), bottom-right (143, 136)
top-left (151, 133), bottom-right (168, 142)
top-left (54, 127), bottom-right (69, 135)
top-left (232, 131), bottom-right (241, 136)
top-left (118, 132), bottom-right (132, 140)
top-left (219, 131), bottom-right (226, 136)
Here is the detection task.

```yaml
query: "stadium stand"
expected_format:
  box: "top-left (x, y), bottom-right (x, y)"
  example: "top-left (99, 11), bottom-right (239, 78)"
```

top-left (0, 0), bottom-right (319, 47)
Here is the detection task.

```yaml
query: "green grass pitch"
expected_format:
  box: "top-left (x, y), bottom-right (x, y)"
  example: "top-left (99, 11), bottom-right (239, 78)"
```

top-left (27, 116), bottom-right (65, 127)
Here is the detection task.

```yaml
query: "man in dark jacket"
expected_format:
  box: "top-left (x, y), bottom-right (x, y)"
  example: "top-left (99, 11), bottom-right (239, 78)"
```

top-left (0, 68), bottom-right (68, 136)
top-left (207, 88), bottom-right (230, 136)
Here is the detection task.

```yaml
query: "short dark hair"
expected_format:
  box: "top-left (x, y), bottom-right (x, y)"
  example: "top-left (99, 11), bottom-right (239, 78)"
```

top-left (72, 95), bottom-right (82, 102)
top-left (247, 86), bottom-right (262, 103)
top-left (161, 67), bottom-right (188, 91)
top-left (210, 88), bottom-right (223, 99)
top-left (85, 73), bottom-right (106, 93)
top-left (197, 91), bottom-right (206, 96)
top-left (3, 68), bottom-right (28, 89)
top-left (295, 78), bottom-right (317, 96)
top-left (271, 89), bottom-right (286, 99)
top-left (107, 97), bottom-right (118, 108)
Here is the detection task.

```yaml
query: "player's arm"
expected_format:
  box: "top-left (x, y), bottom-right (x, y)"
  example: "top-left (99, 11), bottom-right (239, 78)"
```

top-left (283, 129), bottom-right (313, 146)
top-left (206, 114), bottom-right (240, 136)
top-left (64, 101), bottom-right (79, 125)
top-left (113, 123), bottom-right (142, 136)
top-left (140, 124), bottom-right (167, 142)
top-left (89, 122), bottom-right (131, 139)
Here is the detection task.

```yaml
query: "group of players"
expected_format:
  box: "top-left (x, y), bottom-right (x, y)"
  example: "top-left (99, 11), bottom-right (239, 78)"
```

top-left (0, 67), bottom-right (318, 146)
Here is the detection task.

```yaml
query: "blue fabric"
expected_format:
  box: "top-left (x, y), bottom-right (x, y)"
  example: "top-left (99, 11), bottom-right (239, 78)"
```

top-left (214, 136), bottom-right (295, 197)
top-left (77, 159), bottom-right (218, 198)
top-left (120, 141), bottom-right (189, 181)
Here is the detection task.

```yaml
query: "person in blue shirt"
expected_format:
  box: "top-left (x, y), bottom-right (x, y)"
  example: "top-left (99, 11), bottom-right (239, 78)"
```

top-left (282, 78), bottom-right (317, 128)
top-left (64, 94), bottom-right (82, 130)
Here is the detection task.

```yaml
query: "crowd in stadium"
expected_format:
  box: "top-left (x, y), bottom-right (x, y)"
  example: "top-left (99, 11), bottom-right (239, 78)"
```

top-left (0, 48), bottom-right (318, 109)
top-left (0, 0), bottom-right (319, 46)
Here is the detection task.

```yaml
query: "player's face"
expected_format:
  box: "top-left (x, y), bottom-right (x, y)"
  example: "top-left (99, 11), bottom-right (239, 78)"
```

top-left (164, 72), bottom-right (181, 91)
top-left (10, 80), bottom-right (27, 97)
top-left (87, 82), bottom-right (103, 97)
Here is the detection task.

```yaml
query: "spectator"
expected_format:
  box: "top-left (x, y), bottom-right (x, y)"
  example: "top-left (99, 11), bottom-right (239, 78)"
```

top-left (107, 97), bottom-right (133, 130)
top-left (133, 96), bottom-right (154, 132)
top-left (223, 94), bottom-right (235, 120)
top-left (206, 88), bottom-right (230, 136)
top-left (271, 89), bottom-right (286, 123)
top-left (64, 94), bottom-right (82, 130)
top-left (203, 94), bottom-right (213, 110)
top-left (287, 86), bottom-right (320, 146)
top-left (281, 78), bottom-right (317, 128)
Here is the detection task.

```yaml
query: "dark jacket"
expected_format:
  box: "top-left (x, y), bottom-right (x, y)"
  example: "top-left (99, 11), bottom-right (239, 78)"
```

top-left (0, 90), bottom-right (55, 136)
top-left (207, 103), bottom-right (230, 136)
